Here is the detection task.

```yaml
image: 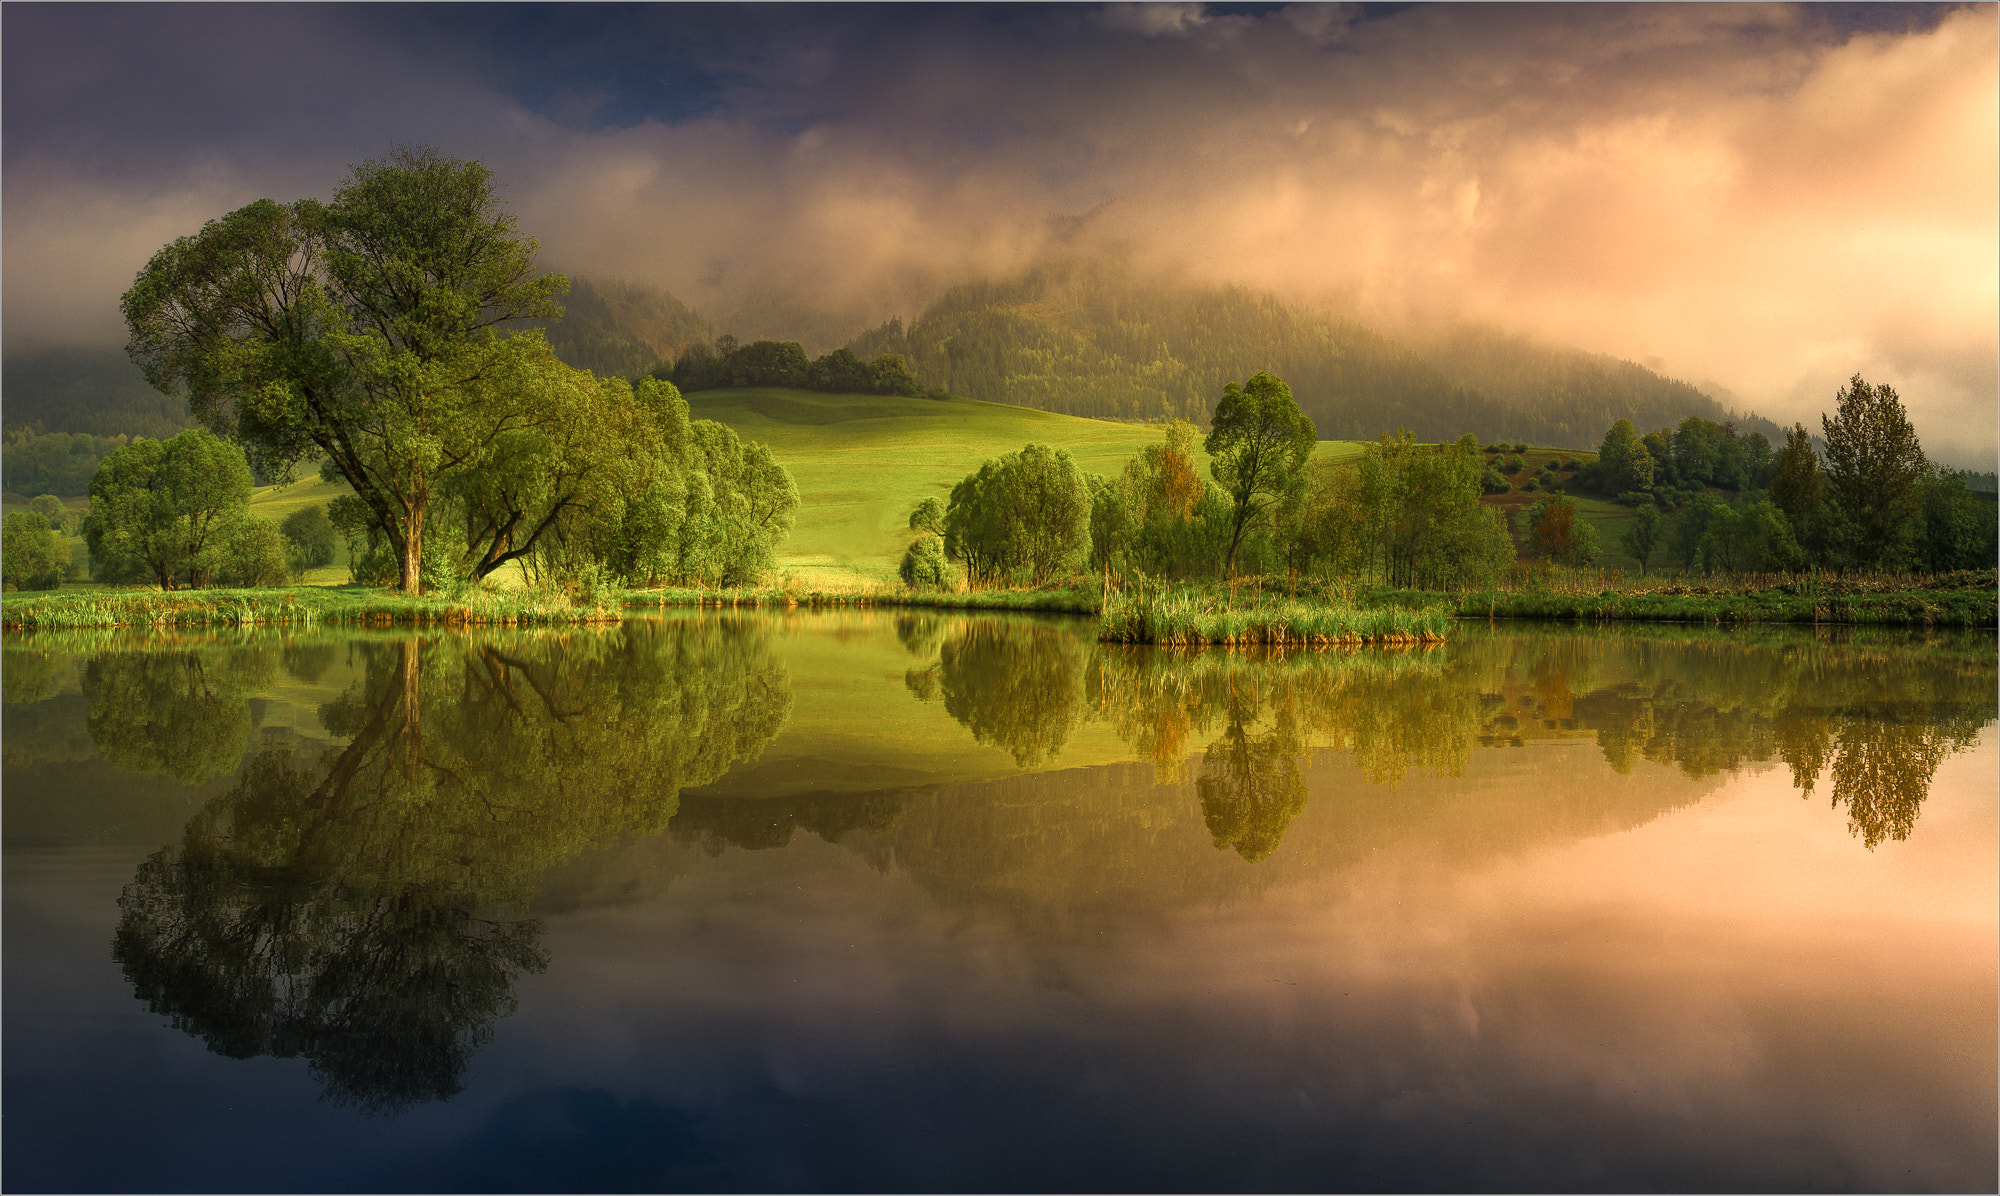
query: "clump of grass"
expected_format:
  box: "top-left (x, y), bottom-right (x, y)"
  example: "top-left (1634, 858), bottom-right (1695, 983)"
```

top-left (0, 585), bottom-right (621, 632)
top-left (1100, 583), bottom-right (1448, 646)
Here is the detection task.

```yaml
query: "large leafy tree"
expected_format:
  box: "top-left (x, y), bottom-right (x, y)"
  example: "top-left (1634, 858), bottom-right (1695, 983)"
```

top-left (1820, 374), bottom-right (1927, 568)
top-left (83, 429), bottom-right (255, 589)
top-left (942, 443), bottom-right (1092, 586)
top-left (122, 147), bottom-right (567, 592)
top-left (1205, 372), bottom-right (1316, 573)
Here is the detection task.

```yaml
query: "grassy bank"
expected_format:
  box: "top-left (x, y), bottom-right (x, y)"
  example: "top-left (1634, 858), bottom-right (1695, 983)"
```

top-left (1100, 584), bottom-right (1449, 646)
top-left (0, 585), bottom-right (621, 631)
top-left (11, 566), bottom-right (1988, 636)
top-left (1356, 568), bottom-right (1998, 628)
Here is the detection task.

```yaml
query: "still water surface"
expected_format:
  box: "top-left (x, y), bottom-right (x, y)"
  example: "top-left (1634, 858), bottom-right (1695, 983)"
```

top-left (4, 612), bottom-right (1994, 1192)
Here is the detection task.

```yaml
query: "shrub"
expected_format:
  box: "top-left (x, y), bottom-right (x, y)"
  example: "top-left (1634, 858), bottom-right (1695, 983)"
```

top-left (899, 536), bottom-right (953, 589)
top-left (279, 504), bottom-right (337, 577)
top-left (1481, 467), bottom-right (1511, 495)
top-left (1500, 455), bottom-right (1524, 475)
top-left (1521, 478), bottom-right (1540, 491)
top-left (2, 511), bottom-right (66, 591)
top-left (214, 517), bottom-right (290, 588)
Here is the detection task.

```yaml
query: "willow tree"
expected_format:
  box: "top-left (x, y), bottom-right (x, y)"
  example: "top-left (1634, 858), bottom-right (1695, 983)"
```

top-left (121, 147), bottom-right (566, 592)
top-left (1205, 372), bottom-right (1316, 574)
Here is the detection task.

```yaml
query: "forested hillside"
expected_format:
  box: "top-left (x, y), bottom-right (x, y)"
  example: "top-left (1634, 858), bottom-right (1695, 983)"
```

top-left (1, 347), bottom-right (189, 438)
top-left (844, 260), bottom-right (1781, 449)
top-left (532, 276), bottom-right (711, 378)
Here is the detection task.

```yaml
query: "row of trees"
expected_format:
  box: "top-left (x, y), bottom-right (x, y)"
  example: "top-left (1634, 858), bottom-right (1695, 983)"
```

top-left (662, 335), bottom-right (927, 398)
top-left (1592, 376), bottom-right (1995, 575)
top-left (114, 147), bottom-right (795, 595)
top-left (905, 371), bottom-right (1521, 591)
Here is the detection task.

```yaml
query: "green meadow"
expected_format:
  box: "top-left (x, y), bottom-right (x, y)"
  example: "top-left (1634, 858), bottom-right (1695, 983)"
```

top-left (684, 387), bottom-right (1368, 587)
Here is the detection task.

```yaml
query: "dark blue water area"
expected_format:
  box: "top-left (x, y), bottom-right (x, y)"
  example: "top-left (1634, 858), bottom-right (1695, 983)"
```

top-left (7, 824), bottom-right (1984, 1195)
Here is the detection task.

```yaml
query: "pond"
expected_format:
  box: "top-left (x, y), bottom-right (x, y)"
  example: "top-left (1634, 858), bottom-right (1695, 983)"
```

top-left (4, 612), bottom-right (1994, 1192)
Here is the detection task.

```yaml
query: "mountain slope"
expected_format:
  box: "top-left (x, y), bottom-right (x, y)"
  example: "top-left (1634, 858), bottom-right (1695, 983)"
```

top-left (844, 261), bottom-right (1782, 449)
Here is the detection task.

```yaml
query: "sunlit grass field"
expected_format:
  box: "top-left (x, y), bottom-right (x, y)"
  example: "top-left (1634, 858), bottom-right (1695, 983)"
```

top-left (685, 387), bottom-right (1369, 587)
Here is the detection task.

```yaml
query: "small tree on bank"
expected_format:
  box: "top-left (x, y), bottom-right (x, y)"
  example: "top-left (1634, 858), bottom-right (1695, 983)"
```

top-left (1206, 372), bottom-right (1316, 575)
top-left (2, 511), bottom-right (66, 590)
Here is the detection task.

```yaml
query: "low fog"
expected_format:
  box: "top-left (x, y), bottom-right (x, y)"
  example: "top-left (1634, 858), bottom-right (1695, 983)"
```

top-left (4, 3), bottom-right (1992, 463)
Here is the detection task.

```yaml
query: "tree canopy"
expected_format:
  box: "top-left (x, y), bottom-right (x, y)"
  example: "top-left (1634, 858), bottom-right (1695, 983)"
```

top-left (1205, 372), bottom-right (1317, 573)
top-left (122, 147), bottom-right (568, 592)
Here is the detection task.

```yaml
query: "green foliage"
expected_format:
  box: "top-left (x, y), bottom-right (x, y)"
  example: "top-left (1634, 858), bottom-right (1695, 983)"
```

top-left (84, 645), bottom-right (275, 783)
top-left (1293, 431), bottom-right (1513, 590)
top-left (214, 516), bottom-right (291, 588)
top-left (122, 147), bottom-right (568, 593)
top-left (109, 622), bottom-right (791, 1111)
top-left (1916, 467), bottom-right (1999, 573)
top-left (1206, 372), bottom-right (1316, 573)
top-left (279, 503), bottom-right (337, 576)
top-left (1593, 419), bottom-right (1655, 494)
top-left (908, 496), bottom-right (946, 535)
top-left (1, 347), bottom-right (192, 439)
top-left (840, 259), bottom-right (1763, 445)
top-left (1500, 454), bottom-right (1524, 474)
top-left (1699, 500), bottom-right (1803, 574)
top-left (899, 536), bottom-right (952, 590)
top-left (535, 275), bottom-right (710, 378)
top-left (1821, 374), bottom-right (1927, 568)
top-left (2, 511), bottom-right (66, 590)
top-left (3, 430), bottom-right (135, 498)
top-left (1526, 495), bottom-right (1599, 566)
top-left (1481, 467), bottom-right (1511, 494)
top-left (83, 429), bottom-right (255, 589)
top-left (668, 335), bottom-right (920, 399)
top-left (1090, 419), bottom-right (1228, 580)
top-left (1622, 504), bottom-right (1663, 576)
top-left (943, 443), bottom-right (1093, 586)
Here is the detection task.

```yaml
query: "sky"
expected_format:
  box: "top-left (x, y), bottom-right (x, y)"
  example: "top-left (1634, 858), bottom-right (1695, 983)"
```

top-left (4, 2), bottom-right (1995, 463)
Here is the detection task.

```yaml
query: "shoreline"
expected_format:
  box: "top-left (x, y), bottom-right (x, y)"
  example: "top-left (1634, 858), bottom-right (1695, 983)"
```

top-left (4, 569), bottom-right (1992, 637)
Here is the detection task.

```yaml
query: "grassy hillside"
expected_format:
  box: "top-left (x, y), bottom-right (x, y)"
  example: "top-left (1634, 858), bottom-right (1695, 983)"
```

top-left (687, 387), bottom-right (1366, 585)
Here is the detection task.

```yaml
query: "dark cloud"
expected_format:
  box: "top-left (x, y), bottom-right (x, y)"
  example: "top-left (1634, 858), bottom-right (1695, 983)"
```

top-left (3, 3), bottom-right (1992, 461)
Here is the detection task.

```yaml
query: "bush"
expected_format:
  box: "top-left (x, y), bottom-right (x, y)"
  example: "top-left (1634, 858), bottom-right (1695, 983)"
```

top-left (1615, 491), bottom-right (1654, 507)
top-left (1521, 478), bottom-right (1540, 491)
top-left (214, 517), bottom-right (290, 588)
top-left (1500, 455), bottom-right (1524, 475)
top-left (899, 536), bottom-right (953, 589)
top-left (279, 504), bottom-right (337, 576)
top-left (1481, 467), bottom-right (1511, 495)
top-left (2, 511), bottom-right (66, 590)
top-left (1562, 458), bottom-right (1582, 471)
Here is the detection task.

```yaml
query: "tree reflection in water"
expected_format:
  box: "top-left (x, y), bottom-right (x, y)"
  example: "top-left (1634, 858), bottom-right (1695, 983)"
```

top-left (907, 622), bottom-right (1996, 861)
top-left (107, 619), bottom-right (790, 1113)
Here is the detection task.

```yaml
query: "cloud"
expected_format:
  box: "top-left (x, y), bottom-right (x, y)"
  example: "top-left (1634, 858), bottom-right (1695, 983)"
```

top-left (4, 3), bottom-right (1992, 461)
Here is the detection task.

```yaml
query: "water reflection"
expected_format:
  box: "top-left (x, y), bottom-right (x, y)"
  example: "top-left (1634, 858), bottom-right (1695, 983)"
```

top-left (900, 622), bottom-right (1997, 859)
top-left (11, 615), bottom-right (1990, 1119)
top-left (105, 620), bottom-right (790, 1113)
top-left (908, 618), bottom-right (1088, 767)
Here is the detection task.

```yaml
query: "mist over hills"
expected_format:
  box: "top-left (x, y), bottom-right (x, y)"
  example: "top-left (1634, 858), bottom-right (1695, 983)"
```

top-left (2, 262), bottom-right (1786, 454)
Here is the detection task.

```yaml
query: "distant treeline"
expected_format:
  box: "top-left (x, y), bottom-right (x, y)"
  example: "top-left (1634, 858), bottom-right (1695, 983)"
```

top-left (528, 276), bottom-right (712, 379)
top-left (654, 334), bottom-right (929, 398)
top-left (2, 346), bottom-right (192, 439)
top-left (841, 259), bottom-right (1785, 449)
top-left (3, 429), bottom-right (135, 498)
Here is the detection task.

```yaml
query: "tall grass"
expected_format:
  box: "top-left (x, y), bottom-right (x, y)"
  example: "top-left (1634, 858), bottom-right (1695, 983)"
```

top-left (0, 585), bottom-right (621, 631)
top-left (1100, 581), bottom-right (1448, 646)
